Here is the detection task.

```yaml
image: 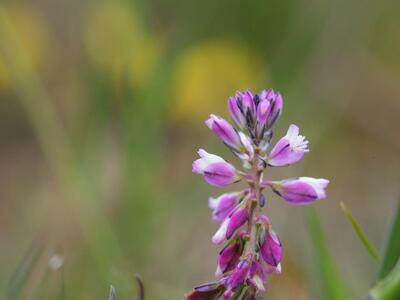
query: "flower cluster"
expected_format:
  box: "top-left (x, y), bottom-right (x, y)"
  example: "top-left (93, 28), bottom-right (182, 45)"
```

top-left (185, 89), bottom-right (329, 299)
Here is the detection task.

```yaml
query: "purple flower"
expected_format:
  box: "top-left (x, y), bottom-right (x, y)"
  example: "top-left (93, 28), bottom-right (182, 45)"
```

top-left (192, 149), bottom-right (241, 187)
top-left (228, 96), bottom-right (246, 129)
top-left (248, 261), bottom-right (266, 292)
top-left (225, 259), bottom-right (251, 289)
top-left (184, 281), bottom-right (224, 300)
top-left (237, 90), bottom-right (256, 118)
top-left (205, 114), bottom-right (241, 151)
top-left (266, 177), bottom-right (329, 205)
top-left (185, 87), bottom-right (329, 299)
top-left (258, 89), bottom-right (283, 129)
top-left (216, 232), bottom-right (245, 277)
top-left (208, 192), bottom-right (241, 222)
top-left (212, 206), bottom-right (249, 244)
top-left (260, 229), bottom-right (282, 267)
top-left (256, 97), bottom-right (271, 134)
top-left (268, 124), bottom-right (309, 167)
top-left (256, 215), bottom-right (282, 267)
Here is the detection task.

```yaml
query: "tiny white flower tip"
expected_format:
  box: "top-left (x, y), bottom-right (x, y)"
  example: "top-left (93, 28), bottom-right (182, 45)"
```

top-left (208, 197), bottom-right (218, 209)
top-left (212, 219), bottom-right (229, 244)
top-left (48, 255), bottom-right (64, 270)
top-left (197, 148), bottom-right (207, 157)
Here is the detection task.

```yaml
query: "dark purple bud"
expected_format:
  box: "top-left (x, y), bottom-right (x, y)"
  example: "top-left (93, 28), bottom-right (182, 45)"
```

top-left (185, 282), bottom-right (223, 300)
top-left (258, 194), bottom-right (265, 207)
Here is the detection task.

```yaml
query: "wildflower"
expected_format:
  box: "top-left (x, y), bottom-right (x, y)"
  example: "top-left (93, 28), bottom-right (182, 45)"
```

top-left (208, 192), bottom-right (242, 222)
top-left (192, 149), bottom-right (241, 187)
top-left (264, 177), bottom-right (329, 205)
top-left (212, 206), bottom-right (249, 244)
top-left (268, 124), bottom-right (309, 167)
top-left (216, 231), bottom-right (246, 277)
top-left (206, 114), bottom-right (242, 152)
top-left (186, 88), bottom-right (329, 299)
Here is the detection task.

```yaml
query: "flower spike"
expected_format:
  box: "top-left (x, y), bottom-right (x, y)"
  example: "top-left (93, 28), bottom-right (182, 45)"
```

top-left (187, 88), bottom-right (329, 298)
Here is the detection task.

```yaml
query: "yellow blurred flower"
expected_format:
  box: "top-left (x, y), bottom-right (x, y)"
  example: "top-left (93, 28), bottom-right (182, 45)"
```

top-left (0, 5), bottom-right (49, 89)
top-left (171, 39), bottom-right (267, 123)
top-left (83, 2), bottom-right (144, 71)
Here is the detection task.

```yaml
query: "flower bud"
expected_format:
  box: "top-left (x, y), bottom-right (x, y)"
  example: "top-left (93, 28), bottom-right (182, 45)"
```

top-left (226, 259), bottom-right (251, 289)
top-left (216, 234), bottom-right (244, 277)
top-left (256, 215), bottom-right (282, 267)
top-left (256, 97), bottom-right (271, 131)
top-left (268, 124), bottom-right (309, 167)
top-left (258, 89), bottom-right (283, 130)
top-left (226, 207), bottom-right (249, 239)
top-left (228, 96), bottom-right (246, 129)
top-left (237, 90), bottom-right (255, 117)
top-left (260, 228), bottom-right (282, 267)
top-left (208, 192), bottom-right (240, 222)
top-left (248, 261), bottom-right (266, 292)
top-left (184, 281), bottom-right (224, 300)
top-left (267, 177), bottom-right (329, 205)
top-left (206, 115), bottom-right (241, 151)
top-left (212, 206), bottom-right (248, 245)
top-left (192, 149), bottom-right (241, 187)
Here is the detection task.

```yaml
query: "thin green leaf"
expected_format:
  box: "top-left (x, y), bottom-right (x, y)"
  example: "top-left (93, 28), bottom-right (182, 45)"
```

top-left (7, 237), bottom-right (45, 299)
top-left (135, 275), bottom-right (145, 300)
top-left (108, 285), bottom-right (116, 300)
top-left (305, 207), bottom-right (350, 300)
top-left (340, 201), bottom-right (379, 262)
top-left (367, 259), bottom-right (400, 300)
top-left (377, 199), bottom-right (400, 280)
top-left (58, 268), bottom-right (66, 300)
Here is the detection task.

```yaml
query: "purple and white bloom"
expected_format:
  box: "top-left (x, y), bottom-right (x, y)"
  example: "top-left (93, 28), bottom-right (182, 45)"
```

top-left (186, 87), bottom-right (329, 299)
top-left (268, 124), bottom-right (309, 167)
top-left (212, 218), bottom-right (230, 245)
top-left (206, 114), bottom-right (242, 151)
top-left (216, 232), bottom-right (245, 277)
top-left (225, 259), bottom-right (251, 289)
top-left (260, 228), bottom-right (282, 267)
top-left (228, 96), bottom-right (246, 129)
top-left (248, 261), bottom-right (266, 292)
top-left (212, 206), bottom-right (249, 244)
top-left (208, 192), bottom-right (241, 222)
top-left (265, 177), bottom-right (329, 205)
top-left (192, 149), bottom-right (241, 187)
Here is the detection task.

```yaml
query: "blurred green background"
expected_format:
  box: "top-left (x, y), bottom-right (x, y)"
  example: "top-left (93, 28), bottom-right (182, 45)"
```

top-left (0, 0), bottom-right (399, 299)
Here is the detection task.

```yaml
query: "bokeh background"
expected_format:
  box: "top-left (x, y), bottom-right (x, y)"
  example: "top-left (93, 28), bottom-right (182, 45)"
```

top-left (0, 0), bottom-right (399, 299)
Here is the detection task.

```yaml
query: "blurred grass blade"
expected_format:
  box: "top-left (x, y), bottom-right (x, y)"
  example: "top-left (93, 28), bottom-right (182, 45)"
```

top-left (305, 207), bottom-right (350, 300)
top-left (340, 202), bottom-right (379, 262)
top-left (368, 259), bottom-right (400, 300)
top-left (377, 199), bottom-right (400, 280)
top-left (135, 275), bottom-right (145, 300)
top-left (7, 237), bottom-right (45, 299)
top-left (108, 285), bottom-right (116, 300)
top-left (58, 268), bottom-right (66, 300)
